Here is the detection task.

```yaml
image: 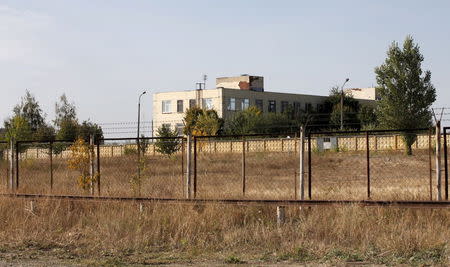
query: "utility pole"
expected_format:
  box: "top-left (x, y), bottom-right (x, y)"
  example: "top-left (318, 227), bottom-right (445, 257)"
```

top-left (137, 91), bottom-right (146, 196)
top-left (340, 78), bottom-right (349, 130)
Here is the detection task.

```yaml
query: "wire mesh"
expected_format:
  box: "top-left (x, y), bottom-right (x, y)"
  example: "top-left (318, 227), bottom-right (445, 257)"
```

top-left (17, 142), bottom-right (53, 194)
top-left (195, 137), bottom-right (242, 199)
top-left (195, 134), bottom-right (299, 200)
top-left (246, 137), bottom-right (298, 200)
top-left (99, 138), bottom-right (185, 198)
top-left (309, 134), bottom-right (367, 200)
top-left (370, 131), bottom-right (432, 200)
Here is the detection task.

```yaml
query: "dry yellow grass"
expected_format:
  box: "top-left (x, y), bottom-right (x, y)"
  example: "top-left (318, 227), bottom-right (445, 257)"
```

top-left (0, 149), bottom-right (448, 265)
top-left (0, 199), bottom-right (448, 265)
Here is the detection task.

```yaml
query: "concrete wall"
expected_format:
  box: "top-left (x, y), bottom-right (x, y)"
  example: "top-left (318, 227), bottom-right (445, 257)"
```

top-left (4, 134), bottom-right (441, 160)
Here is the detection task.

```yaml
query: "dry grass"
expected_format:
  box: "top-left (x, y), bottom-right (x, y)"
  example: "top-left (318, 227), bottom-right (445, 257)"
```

top-left (0, 149), bottom-right (448, 265)
top-left (0, 199), bottom-right (448, 265)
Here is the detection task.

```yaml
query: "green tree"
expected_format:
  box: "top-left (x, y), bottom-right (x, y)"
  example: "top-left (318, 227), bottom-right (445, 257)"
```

top-left (183, 107), bottom-right (203, 135)
top-left (54, 94), bottom-right (77, 127)
top-left (13, 90), bottom-right (45, 132)
top-left (78, 120), bottom-right (104, 143)
top-left (326, 86), bottom-right (360, 130)
top-left (33, 123), bottom-right (56, 142)
top-left (54, 119), bottom-right (79, 154)
top-left (3, 116), bottom-right (32, 152)
top-left (183, 107), bottom-right (223, 136)
top-left (155, 125), bottom-right (180, 157)
top-left (358, 105), bottom-right (378, 130)
top-left (224, 106), bottom-right (262, 135)
top-left (375, 36), bottom-right (436, 155)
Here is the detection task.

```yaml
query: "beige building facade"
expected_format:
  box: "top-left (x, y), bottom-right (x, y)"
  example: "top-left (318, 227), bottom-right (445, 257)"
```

top-left (152, 75), bottom-right (376, 135)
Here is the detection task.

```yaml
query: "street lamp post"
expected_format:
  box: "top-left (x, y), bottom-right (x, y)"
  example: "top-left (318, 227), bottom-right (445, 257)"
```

top-left (340, 78), bottom-right (349, 130)
top-left (137, 91), bottom-right (146, 196)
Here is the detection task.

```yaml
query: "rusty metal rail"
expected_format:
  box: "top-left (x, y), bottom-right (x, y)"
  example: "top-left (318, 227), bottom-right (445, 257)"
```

top-left (1, 193), bottom-right (449, 208)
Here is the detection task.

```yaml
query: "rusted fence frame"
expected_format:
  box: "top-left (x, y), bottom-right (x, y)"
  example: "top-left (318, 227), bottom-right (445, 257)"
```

top-left (444, 127), bottom-right (449, 200)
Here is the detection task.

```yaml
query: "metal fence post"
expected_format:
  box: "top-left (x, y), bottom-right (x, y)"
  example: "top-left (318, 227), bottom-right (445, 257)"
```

top-left (15, 141), bottom-right (19, 191)
top-left (186, 135), bottom-right (192, 199)
top-left (89, 135), bottom-right (95, 195)
top-left (435, 121), bottom-right (442, 201)
top-left (443, 127), bottom-right (448, 200)
top-left (242, 136), bottom-right (246, 196)
top-left (193, 136), bottom-right (197, 198)
top-left (96, 140), bottom-right (101, 196)
top-left (366, 131), bottom-right (371, 199)
top-left (299, 126), bottom-right (305, 200)
top-left (9, 139), bottom-right (14, 192)
top-left (307, 133), bottom-right (312, 200)
top-left (49, 141), bottom-right (53, 192)
top-left (428, 128), bottom-right (433, 200)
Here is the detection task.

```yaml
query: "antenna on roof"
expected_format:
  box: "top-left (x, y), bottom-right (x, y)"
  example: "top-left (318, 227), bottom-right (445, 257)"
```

top-left (203, 74), bottom-right (207, 89)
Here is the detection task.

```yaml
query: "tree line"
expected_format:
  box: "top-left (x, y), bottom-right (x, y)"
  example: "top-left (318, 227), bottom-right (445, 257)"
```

top-left (1, 92), bottom-right (103, 152)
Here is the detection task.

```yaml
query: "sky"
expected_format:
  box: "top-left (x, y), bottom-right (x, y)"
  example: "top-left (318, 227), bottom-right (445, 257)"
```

top-left (1, 0), bottom-right (449, 135)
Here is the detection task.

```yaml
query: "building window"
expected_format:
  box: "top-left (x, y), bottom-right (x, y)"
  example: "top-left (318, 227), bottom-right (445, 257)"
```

top-left (316, 104), bottom-right (324, 112)
top-left (241, 98), bottom-right (249, 110)
top-left (281, 101), bottom-right (289, 113)
top-left (162, 100), bottom-right (171, 114)
top-left (177, 100), bottom-right (183, 113)
top-left (189, 99), bottom-right (196, 108)
top-left (175, 123), bottom-right (184, 136)
top-left (305, 103), bottom-right (312, 112)
top-left (255, 99), bottom-right (263, 111)
top-left (227, 98), bottom-right (236, 111)
top-left (293, 101), bottom-right (301, 114)
top-left (268, 100), bottom-right (276, 113)
top-left (202, 98), bottom-right (213, 109)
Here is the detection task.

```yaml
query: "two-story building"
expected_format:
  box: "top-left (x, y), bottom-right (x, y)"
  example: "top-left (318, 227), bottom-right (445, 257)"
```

top-left (152, 74), bottom-right (376, 135)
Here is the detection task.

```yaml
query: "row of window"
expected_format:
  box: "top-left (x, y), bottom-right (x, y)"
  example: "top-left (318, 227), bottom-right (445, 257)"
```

top-left (162, 98), bottom-right (213, 113)
top-left (227, 98), bottom-right (323, 113)
top-left (162, 98), bottom-right (324, 114)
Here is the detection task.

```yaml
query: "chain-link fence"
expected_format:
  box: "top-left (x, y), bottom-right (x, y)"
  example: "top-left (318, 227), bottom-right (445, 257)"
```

top-left (309, 128), bottom-right (434, 201)
top-left (100, 137), bottom-right (185, 198)
top-left (5, 127), bottom-right (449, 201)
top-left (194, 133), bottom-right (299, 200)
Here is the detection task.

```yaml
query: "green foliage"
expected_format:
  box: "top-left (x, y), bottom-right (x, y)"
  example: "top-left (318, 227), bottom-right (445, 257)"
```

top-left (33, 124), bottom-right (56, 142)
top-left (139, 134), bottom-right (149, 154)
top-left (3, 116), bottom-right (32, 146)
top-left (54, 94), bottom-right (77, 127)
top-left (78, 120), bottom-right (104, 143)
top-left (183, 107), bottom-right (223, 136)
top-left (224, 255), bottom-right (246, 264)
top-left (123, 146), bottom-right (138, 155)
top-left (155, 125), bottom-right (180, 157)
top-left (224, 106), bottom-right (262, 135)
top-left (326, 86), bottom-right (360, 129)
top-left (375, 35), bottom-right (436, 155)
top-left (358, 105), bottom-right (377, 128)
top-left (13, 90), bottom-right (45, 132)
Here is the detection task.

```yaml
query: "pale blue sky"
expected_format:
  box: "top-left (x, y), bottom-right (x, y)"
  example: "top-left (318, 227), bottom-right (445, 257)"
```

top-left (1, 0), bottom-right (449, 132)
